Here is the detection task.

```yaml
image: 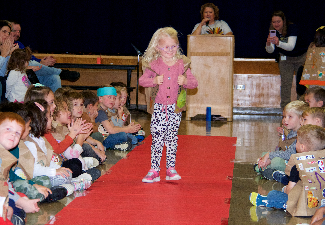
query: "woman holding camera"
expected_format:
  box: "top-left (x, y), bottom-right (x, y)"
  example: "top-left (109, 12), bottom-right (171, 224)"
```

top-left (266, 10), bottom-right (307, 109)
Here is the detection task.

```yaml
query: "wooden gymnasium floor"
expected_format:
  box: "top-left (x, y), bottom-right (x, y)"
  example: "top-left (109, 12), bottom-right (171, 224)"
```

top-left (24, 110), bottom-right (313, 225)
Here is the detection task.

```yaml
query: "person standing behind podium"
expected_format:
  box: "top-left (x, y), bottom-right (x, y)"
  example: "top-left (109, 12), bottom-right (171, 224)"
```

top-left (265, 11), bottom-right (307, 109)
top-left (192, 3), bottom-right (233, 35)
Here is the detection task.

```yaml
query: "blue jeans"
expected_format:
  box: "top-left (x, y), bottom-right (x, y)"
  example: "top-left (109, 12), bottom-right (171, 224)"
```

top-left (267, 190), bottom-right (288, 209)
top-left (126, 133), bottom-right (138, 144)
top-left (103, 132), bottom-right (128, 149)
top-left (29, 60), bottom-right (62, 92)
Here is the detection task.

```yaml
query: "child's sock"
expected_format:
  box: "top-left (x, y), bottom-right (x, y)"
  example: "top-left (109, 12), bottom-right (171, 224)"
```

top-left (250, 192), bottom-right (268, 207)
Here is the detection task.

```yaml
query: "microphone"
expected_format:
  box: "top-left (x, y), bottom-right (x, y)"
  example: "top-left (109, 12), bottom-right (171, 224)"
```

top-left (131, 43), bottom-right (143, 56)
top-left (206, 21), bottom-right (209, 26)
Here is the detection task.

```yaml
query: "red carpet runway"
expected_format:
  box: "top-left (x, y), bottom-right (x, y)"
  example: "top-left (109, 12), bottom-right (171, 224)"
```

top-left (49, 135), bottom-right (237, 225)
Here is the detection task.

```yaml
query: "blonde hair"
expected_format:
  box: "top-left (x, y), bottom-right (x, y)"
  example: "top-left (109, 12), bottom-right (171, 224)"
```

top-left (114, 86), bottom-right (127, 95)
top-left (284, 100), bottom-right (308, 117)
top-left (53, 96), bottom-right (69, 121)
top-left (142, 27), bottom-right (183, 65)
top-left (303, 107), bottom-right (325, 127)
top-left (298, 124), bottom-right (325, 151)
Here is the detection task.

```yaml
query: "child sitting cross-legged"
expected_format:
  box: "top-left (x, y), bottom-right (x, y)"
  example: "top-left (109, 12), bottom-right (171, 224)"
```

top-left (65, 91), bottom-right (106, 163)
top-left (256, 100), bottom-right (308, 179)
top-left (111, 84), bottom-right (145, 142)
top-left (272, 107), bottom-right (325, 185)
top-left (250, 124), bottom-right (325, 217)
top-left (0, 112), bottom-right (41, 223)
top-left (95, 85), bottom-right (141, 151)
top-left (0, 103), bottom-right (69, 223)
top-left (80, 90), bottom-right (103, 142)
top-left (48, 96), bottom-right (101, 181)
top-left (22, 100), bottom-right (90, 192)
top-left (111, 86), bottom-right (139, 145)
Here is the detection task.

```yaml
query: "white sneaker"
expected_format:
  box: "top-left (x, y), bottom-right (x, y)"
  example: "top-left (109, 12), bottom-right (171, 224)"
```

top-left (83, 157), bottom-right (100, 169)
top-left (60, 184), bottom-right (74, 196)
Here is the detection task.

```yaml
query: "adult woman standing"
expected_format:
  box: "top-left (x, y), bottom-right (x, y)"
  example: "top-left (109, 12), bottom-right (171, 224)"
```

top-left (192, 3), bottom-right (233, 35)
top-left (266, 11), bottom-right (307, 109)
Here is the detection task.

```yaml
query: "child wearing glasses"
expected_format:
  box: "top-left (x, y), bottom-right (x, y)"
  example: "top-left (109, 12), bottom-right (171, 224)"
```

top-left (139, 27), bottom-right (198, 183)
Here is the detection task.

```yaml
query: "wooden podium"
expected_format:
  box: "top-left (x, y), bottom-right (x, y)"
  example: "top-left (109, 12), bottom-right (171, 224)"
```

top-left (186, 35), bottom-right (234, 121)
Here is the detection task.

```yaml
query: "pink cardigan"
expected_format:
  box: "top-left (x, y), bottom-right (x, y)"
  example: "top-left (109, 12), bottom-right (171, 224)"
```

top-left (139, 57), bottom-right (198, 106)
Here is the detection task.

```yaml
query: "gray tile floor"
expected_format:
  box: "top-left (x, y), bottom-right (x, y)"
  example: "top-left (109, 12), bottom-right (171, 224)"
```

top-left (26, 112), bottom-right (313, 225)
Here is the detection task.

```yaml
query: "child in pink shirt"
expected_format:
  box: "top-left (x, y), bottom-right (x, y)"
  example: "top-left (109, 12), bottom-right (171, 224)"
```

top-left (139, 27), bottom-right (198, 183)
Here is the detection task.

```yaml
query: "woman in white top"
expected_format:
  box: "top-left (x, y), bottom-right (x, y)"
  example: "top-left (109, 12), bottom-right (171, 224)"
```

top-left (192, 3), bottom-right (233, 35)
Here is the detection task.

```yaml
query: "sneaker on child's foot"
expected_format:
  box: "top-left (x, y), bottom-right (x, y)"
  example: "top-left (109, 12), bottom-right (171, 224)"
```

top-left (166, 167), bottom-right (181, 181)
top-left (41, 186), bottom-right (68, 203)
top-left (72, 174), bottom-right (92, 191)
top-left (85, 168), bottom-right (101, 181)
top-left (249, 192), bottom-right (268, 207)
top-left (83, 157), bottom-right (100, 169)
top-left (261, 168), bottom-right (275, 180)
top-left (254, 163), bottom-right (262, 173)
top-left (142, 169), bottom-right (160, 183)
top-left (272, 170), bottom-right (288, 185)
top-left (114, 141), bottom-right (132, 151)
top-left (60, 184), bottom-right (74, 196)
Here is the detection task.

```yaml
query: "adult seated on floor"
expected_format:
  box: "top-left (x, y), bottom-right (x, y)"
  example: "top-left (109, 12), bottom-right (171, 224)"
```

top-left (0, 20), bottom-right (19, 101)
top-left (6, 21), bottom-right (80, 92)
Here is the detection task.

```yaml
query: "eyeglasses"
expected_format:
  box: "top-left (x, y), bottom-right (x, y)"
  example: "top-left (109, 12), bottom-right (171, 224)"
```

top-left (158, 45), bottom-right (179, 52)
top-left (1, 30), bottom-right (10, 35)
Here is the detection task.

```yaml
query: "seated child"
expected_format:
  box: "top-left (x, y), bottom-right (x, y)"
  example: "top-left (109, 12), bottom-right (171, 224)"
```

top-left (301, 107), bottom-right (325, 127)
top-left (23, 100), bottom-right (88, 191)
top-left (250, 124), bottom-right (325, 217)
top-left (48, 96), bottom-right (100, 180)
top-left (110, 82), bottom-right (130, 125)
top-left (257, 101), bottom-right (308, 178)
top-left (0, 112), bottom-right (40, 222)
top-left (113, 84), bottom-right (145, 141)
top-left (304, 86), bottom-right (325, 107)
top-left (0, 103), bottom-right (68, 203)
top-left (6, 47), bottom-right (32, 103)
top-left (273, 107), bottom-right (325, 185)
top-left (95, 86), bottom-right (141, 151)
top-left (80, 90), bottom-right (103, 142)
top-left (111, 87), bottom-right (138, 145)
top-left (25, 85), bottom-right (95, 182)
top-left (66, 91), bottom-right (106, 163)
top-left (24, 84), bottom-right (56, 115)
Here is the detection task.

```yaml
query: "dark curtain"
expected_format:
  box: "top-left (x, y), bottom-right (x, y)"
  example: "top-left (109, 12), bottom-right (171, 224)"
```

top-left (2, 0), bottom-right (324, 58)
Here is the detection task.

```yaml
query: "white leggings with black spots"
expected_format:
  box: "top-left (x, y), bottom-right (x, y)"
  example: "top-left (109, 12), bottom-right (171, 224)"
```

top-left (150, 103), bottom-right (182, 172)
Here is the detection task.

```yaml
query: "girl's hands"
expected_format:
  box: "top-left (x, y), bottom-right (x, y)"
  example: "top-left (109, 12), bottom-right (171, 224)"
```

top-left (154, 75), bottom-right (164, 85)
top-left (16, 197), bottom-right (40, 213)
top-left (33, 184), bottom-right (52, 198)
top-left (178, 75), bottom-right (187, 86)
top-left (127, 122), bottom-right (141, 133)
top-left (56, 167), bottom-right (72, 178)
top-left (258, 153), bottom-right (271, 169)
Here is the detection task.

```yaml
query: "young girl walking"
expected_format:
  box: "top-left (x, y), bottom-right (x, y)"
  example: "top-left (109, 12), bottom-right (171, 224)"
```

top-left (6, 47), bottom-right (32, 102)
top-left (139, 27), bottom-right (198, 183)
